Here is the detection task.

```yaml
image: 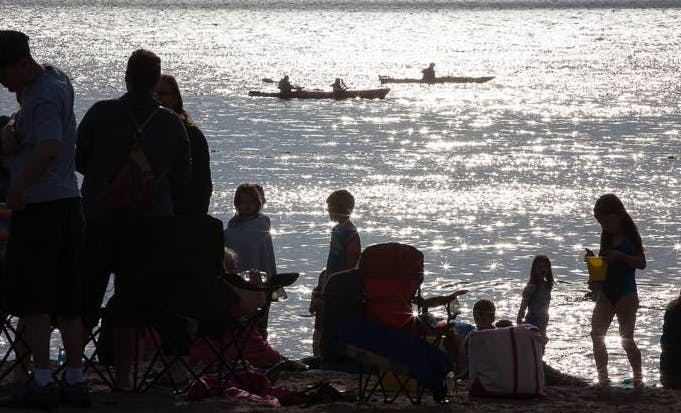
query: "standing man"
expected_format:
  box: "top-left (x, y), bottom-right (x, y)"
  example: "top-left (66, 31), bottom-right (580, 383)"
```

top-left (77, 48), bottom-right (191, 390)
top-left (0, 30), bottom-right (88, 408)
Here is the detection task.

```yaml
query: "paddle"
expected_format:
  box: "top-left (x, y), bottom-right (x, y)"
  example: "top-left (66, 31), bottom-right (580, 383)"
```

top-left (262, 78), bottom-right (304, 90)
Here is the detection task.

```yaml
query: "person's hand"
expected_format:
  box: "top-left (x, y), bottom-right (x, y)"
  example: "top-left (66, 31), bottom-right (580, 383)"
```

top-left (6, 185), bottom-right (24, 211)
top-left (247, 269), bottom-right (264, 285)
top-left (601, 249), bottom-right (624, 263)
top-left (1, 122), bottom-right (19, 156)
top-left (584, 248), bottom-right (595, 262)
top-left (309, 293), bottom-right (321, 314)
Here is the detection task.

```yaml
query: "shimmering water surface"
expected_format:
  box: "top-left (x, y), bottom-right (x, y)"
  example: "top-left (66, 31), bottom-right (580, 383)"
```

top-left (1, 0), bottom-right (680, 384)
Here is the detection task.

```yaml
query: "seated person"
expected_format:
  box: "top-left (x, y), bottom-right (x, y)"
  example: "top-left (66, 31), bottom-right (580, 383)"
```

top-left (661, 290), bottom-right (681, 389)
top-left (189, 248), bottom-right (307, 371)
top-left (472, 299), bottom-right (496, 330)
top-left (442, 299), bottom-right (495, 377)
top-left (331, 78), bottom-right (348, 94)
top-left (421, 63), bottom-right (436, 81)
top-left (495, 319), bottom-right (513, 328)
top-left (278, 75), bottom-right (293, 96)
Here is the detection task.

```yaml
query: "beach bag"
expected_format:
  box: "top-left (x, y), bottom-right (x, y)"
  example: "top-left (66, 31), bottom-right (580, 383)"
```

top-left (468, 325), bottom-right (545, 397)
top-left (96, 106), bottom-right (160, 212)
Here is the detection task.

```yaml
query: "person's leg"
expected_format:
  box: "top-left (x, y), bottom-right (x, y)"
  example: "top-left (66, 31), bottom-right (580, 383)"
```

top-left (615, 293), bottom-right (642, 385)
top-left (11, 317), bottom-right (31, 384)
top-left (114, 324), bottom-right (141, 390)
top-left (3, 201), bottom-right (59, 389)
top-left (590, 294), bottom-right (615, 384)
top-left (80, 221), bottom-right (114, 342)
top-left (58, 316), bottom-right (84, 372)
top-left (55, 198), bottom-right (88, 386)
top-left (21, 313), bottom-right (52, 385)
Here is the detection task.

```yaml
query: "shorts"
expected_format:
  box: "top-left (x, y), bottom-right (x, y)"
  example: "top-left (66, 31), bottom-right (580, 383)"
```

top-left (2, 197), bottom-right (84, 317)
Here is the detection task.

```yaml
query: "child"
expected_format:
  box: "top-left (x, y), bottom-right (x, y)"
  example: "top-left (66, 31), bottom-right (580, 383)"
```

top-left (224, 183), bottom-right (276, 278)
top-left (309, 189), bottom-right (361, 356)
top-left (516, 255), bottom-right (554, 335)
top-left (224, 183), bottom-right (276, 338)
top-left (472, 299), bottom-right (496, 331)
top-left (585, 194), bottom-right (646, 387)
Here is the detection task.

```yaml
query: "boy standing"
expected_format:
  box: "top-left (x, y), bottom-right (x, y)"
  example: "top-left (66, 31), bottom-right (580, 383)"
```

top-left (0, 30), bottom-right (87, 408)
top-left (310, 189), bottom-right (361, 356)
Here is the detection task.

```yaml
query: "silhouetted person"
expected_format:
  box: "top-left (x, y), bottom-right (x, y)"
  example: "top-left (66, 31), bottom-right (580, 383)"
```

top-left (278, 75), bottom-right (293, 97)
top-left (331, 78), bottom-right (348, 94)
top-left (76, 48), bottom-right (190, 390)
top-left (422, 63), bottom-right (436, 82)
top-left (154, 74), bottom-right (212, 214)
top-left (0, 29), bottom-right (88, 408)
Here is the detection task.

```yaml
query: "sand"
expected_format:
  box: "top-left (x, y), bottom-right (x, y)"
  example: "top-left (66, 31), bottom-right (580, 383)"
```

top-left (11, 370), bottom-right (675, 413)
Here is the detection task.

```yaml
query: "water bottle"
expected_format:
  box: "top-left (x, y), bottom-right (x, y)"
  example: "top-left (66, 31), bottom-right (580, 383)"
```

top-left (57, 347), bottom-right (66, 365)
top-left (446, 371), bottom-right (455, 400)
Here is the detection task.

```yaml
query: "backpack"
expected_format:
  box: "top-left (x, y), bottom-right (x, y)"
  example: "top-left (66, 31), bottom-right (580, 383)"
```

top-left (96, 105), bottom-right (161, 213)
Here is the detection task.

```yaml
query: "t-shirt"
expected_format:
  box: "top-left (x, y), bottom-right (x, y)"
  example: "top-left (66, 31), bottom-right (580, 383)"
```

top-left (12, 65), bottom-right (80, 203)
top-left (325, 219), bottom-right (361, 276)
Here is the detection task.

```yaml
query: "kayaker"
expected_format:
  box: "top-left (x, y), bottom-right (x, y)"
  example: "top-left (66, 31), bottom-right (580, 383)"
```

top-left (278, 75), bottom-right (293, 96)
top-left (331, 78), bottom-right (348, 94)
top-left (422, 63), bottom-right (435, 81)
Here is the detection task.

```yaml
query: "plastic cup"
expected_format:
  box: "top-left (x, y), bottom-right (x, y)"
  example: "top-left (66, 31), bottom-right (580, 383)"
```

top-left (586, 256), bottom-right (607, 281)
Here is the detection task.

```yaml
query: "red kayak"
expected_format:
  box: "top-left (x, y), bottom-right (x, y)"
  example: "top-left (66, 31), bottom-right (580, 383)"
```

top-left (248, 88), bottom-right (390, 99)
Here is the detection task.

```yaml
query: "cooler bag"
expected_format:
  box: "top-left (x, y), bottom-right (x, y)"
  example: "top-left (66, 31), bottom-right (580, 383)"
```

top-left (468, 325), bottom-right (544, 397)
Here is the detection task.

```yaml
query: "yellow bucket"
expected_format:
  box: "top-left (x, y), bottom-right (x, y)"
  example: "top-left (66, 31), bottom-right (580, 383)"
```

top-left (586, 256), bottom-right (608, 281)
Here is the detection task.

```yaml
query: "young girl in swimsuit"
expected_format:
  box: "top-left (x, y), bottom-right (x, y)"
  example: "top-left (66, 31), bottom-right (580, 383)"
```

top-left (586, 194), bottom-right (646, 387)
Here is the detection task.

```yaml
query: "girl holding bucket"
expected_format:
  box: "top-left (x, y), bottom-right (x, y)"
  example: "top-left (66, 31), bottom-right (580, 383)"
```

top-left (585, 194), bottom-right (646, 387)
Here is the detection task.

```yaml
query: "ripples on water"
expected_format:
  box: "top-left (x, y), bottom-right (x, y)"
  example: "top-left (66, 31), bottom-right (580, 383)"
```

top-left (1, 0), bottom-right (680, 384)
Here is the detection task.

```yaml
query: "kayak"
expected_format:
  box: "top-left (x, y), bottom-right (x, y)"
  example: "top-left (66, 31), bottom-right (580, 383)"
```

top-left (378, 76), bottom-right (494, 84)
top-left (248, 88), bottom-right (390, 99)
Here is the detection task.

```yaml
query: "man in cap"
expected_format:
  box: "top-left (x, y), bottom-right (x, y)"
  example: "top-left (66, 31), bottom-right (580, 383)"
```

top-left (0, 30), bottom-right (88, 408)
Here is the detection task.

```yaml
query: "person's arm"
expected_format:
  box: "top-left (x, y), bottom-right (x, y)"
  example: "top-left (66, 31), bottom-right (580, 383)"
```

top-left (516, 285), bottom-right (533, 325)
top-left (8, 101), bottom-right (64, 211)
top-left (345, 230), bottom-right (361, 270)
top-left (7, 140), bottom-right (61, 210)
top-left (170, 118), bottom-right (191, 185)
top-left (76, 103), bottom-right (98, 174)
top-left (262, 217), bottom-right (277, 277)
top-left (190, 126), bottom-right (212, 213)
top-left (309, 269), bottom-right (326, 314)
top-left (602, 248), bottom-right (646, 270)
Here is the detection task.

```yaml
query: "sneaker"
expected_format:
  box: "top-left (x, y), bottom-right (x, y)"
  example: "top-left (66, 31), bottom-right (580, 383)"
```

top-left (59, 380), bottom-right (92, 408)
top-left (0, 379), bottom-right (60, 410)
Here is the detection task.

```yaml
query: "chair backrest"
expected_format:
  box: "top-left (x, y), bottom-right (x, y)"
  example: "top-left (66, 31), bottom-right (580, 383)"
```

top-left (358, 243), bottom-right (423, 330)
top-left (118, 214), bottom-right (225, 283)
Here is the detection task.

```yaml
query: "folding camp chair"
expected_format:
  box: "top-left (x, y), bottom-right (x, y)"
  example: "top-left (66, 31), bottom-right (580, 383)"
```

top-left (0, 313), bottom-right (30, 383)
top-left (77, 214), bottom-right (231, 392)
top-left (106, 214), bottom-right (297, 394)
top-left (333, 243), bottom-right (464, 404)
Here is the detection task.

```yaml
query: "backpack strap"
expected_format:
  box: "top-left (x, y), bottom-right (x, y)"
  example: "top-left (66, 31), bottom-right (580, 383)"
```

top-left (120, 100), bottom-right (161, 146)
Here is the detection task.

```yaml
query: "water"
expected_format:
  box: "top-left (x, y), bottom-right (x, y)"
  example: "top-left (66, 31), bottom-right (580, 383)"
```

top-left (1, 0), bottom-right (680, 384)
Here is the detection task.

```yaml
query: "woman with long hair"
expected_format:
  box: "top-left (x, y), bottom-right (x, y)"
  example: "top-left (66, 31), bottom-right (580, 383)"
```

top-left (154, 74), bottom-right (212, 214)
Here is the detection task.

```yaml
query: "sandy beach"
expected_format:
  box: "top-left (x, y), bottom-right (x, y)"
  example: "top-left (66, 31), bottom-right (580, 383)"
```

top-left (6, 370), bottom-right (673, 413)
